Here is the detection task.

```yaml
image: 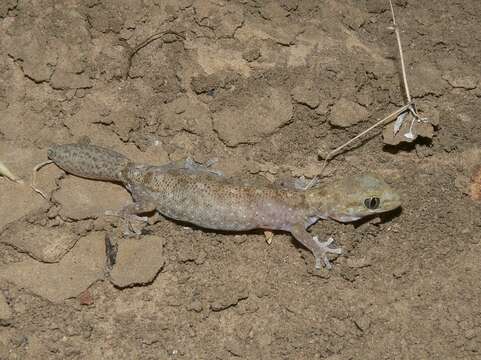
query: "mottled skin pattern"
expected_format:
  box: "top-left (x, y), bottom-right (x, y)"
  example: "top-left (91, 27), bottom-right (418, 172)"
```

top-left (126, 167), bottom-right (307, 231)
top-left (48, 144), bottom-right (402, 269)
top-left (48, 144), bottom-right (130, 182)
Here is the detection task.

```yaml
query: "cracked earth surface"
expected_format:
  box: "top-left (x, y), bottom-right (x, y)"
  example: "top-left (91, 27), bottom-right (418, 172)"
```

top-left (0, 0), bottom-right (480, 359)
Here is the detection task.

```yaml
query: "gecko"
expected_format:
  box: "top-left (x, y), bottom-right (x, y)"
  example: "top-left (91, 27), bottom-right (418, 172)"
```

top-left (46, 143), bottom-right (401, 269)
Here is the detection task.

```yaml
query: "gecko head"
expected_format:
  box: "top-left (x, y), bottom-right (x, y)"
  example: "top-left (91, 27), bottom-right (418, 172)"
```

top-left (310, 173), bottom-right (401, 223)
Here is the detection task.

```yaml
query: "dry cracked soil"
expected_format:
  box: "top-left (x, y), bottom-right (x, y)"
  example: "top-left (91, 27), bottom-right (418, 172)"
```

top-left (0, 0), bottom-right (481, 359)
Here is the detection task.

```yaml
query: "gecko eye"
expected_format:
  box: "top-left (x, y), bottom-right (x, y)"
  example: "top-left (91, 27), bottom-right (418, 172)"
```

top-left (364, 197), bottom-right (380, 210)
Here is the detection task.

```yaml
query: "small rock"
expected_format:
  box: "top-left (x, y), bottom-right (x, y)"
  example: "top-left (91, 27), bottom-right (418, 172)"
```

top-left (341, 5), bottom-right (368, 29)
top-left (6, 34), bottom-right (56, 83)
top-left (415, 120), bottom-right (435, 139)
top-left (291, 83), bottom-right (320, 109)
top-left (78, 289), bottom-right (94, 306)
top-left (410, 63), bottom-right (447, 97)
top-left (187, 299), bottom-right (203, 312)
top-left (329, 98), bottom-right (369, 128)
top-left (104, 110), bottom-right (139, 141)
top-left (0, 232), bottom-right (105, 303)
top-left (191, 71), bottom-right (238, 95)
top-left (353, 314), bottom-right (371, 332)
top-left (315, 99), bottom-right (330, 115)
top-left (50, 70), bottom-right (92, 90)
top-left (54, 176), bottom-right (130, 220)
top-left (0, 220), bottom-right (79, 263)
top-left (260, 2), bottom-right (288, 20)
top-left (383, 114), bottom-right (434, 146)
top-left (443, 71), bottom-right (478, 90)
top-left (0, 0), bottom-right (17, 17)
top-left (365, 0), bottom-right (386, 13)
top-left (242, 48), bottom-right (261, 62)
top-left (0, 292), bottom-right (12, 324)
top-left (393, 264), bottom-right (409, 278)
top-left (209, 284), bottom-right (249, 311)
top-left (23, 56), bottom-right (55, 83)
top-left (225, 339), bottom-right (244, 357)
top-left (109, 235), bottom-right (164, 288)
top-left (212, 87), bottom-right (293, 146)
top-left (159, 96), bottom-right (212, 136)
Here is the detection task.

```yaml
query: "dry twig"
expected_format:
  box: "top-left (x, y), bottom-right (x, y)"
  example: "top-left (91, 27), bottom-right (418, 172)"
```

top-left (318, 103), bottom-right (411, 176)
top-left (31, 160), bottom-right (53, 199)
top-left (124, 30), bottom-right (186, 80)
top-left (315, 0), bottom-right (427, 181)
top-left (388, 0), bottom-right (411, 103)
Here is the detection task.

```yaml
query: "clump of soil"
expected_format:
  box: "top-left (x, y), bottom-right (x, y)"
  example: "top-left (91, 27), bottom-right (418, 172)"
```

top-left (0, 1), bottom-right (480, 359)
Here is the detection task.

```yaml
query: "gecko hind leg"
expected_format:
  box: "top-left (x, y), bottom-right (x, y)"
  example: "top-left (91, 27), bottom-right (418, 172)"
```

top-left (105, 209), bottom-right (149, 236)
top-left (105, 185), bottom-right (157, 236)
top-left (105, 204), bottom-right (153, 236)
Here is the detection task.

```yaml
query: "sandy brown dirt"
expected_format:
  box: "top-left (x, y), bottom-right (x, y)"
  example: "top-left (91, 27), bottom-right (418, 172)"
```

top-left (1, 0), bottom-right (481, 359)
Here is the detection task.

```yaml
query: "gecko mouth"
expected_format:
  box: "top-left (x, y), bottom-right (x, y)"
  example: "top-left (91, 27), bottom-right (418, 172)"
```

top-left (329, 214), bottom-right (362, 223)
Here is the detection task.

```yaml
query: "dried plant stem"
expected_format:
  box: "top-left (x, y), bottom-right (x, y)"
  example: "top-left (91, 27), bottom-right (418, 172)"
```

top-left (31, 160), bottom-right (53, 199)
top-left (315, 1), bottom-right (417, 180)
top-left (318, 103), bottom-right (411, 176)
top-left (388, 0), bottom-right (411, 103)
top-left (124, 30), bottom-right (186, 80)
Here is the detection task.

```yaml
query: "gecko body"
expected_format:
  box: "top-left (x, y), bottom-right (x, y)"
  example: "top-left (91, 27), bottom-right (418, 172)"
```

top-left (48, 144), bottom-right (401, 269)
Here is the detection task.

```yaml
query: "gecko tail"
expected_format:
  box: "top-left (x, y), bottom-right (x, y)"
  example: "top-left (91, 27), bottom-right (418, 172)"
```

top-left (47, 143), bottom-right (131, 182)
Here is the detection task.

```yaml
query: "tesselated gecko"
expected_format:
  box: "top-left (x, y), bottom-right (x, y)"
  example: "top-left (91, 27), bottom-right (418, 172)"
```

top-left (47, 144), bottom-right (401, 269)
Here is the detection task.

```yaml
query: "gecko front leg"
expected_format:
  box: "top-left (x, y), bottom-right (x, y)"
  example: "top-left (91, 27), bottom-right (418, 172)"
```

top-left (290, 223), bottom-right (342, 269)
top-left (106, 184), bottom-right (157, 235)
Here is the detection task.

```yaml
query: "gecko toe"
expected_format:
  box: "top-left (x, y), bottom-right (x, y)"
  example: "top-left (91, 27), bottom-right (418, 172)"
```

top-left (312, 236), bottom-right (342, 269)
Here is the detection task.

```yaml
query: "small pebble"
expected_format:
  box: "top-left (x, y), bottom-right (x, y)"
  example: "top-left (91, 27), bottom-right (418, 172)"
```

top-left (78, 289), bottom-right (94, 306)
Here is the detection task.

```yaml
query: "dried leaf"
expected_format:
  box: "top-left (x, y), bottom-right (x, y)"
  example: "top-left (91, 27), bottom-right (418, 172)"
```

top-left (393, 111), bottom-right (408, 135)
top-left (0, 161), bottom-right (23, 183)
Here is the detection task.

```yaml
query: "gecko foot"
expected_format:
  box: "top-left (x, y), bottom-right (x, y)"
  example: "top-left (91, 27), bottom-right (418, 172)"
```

top-left (312, 236), bottom-right (342, 270)
top-left (105, 210), bottom-right (148, 236)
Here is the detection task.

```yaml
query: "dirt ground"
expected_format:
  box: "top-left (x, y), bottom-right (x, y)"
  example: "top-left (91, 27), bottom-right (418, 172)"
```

top-left (0, 0), bottom-right (480, 359)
